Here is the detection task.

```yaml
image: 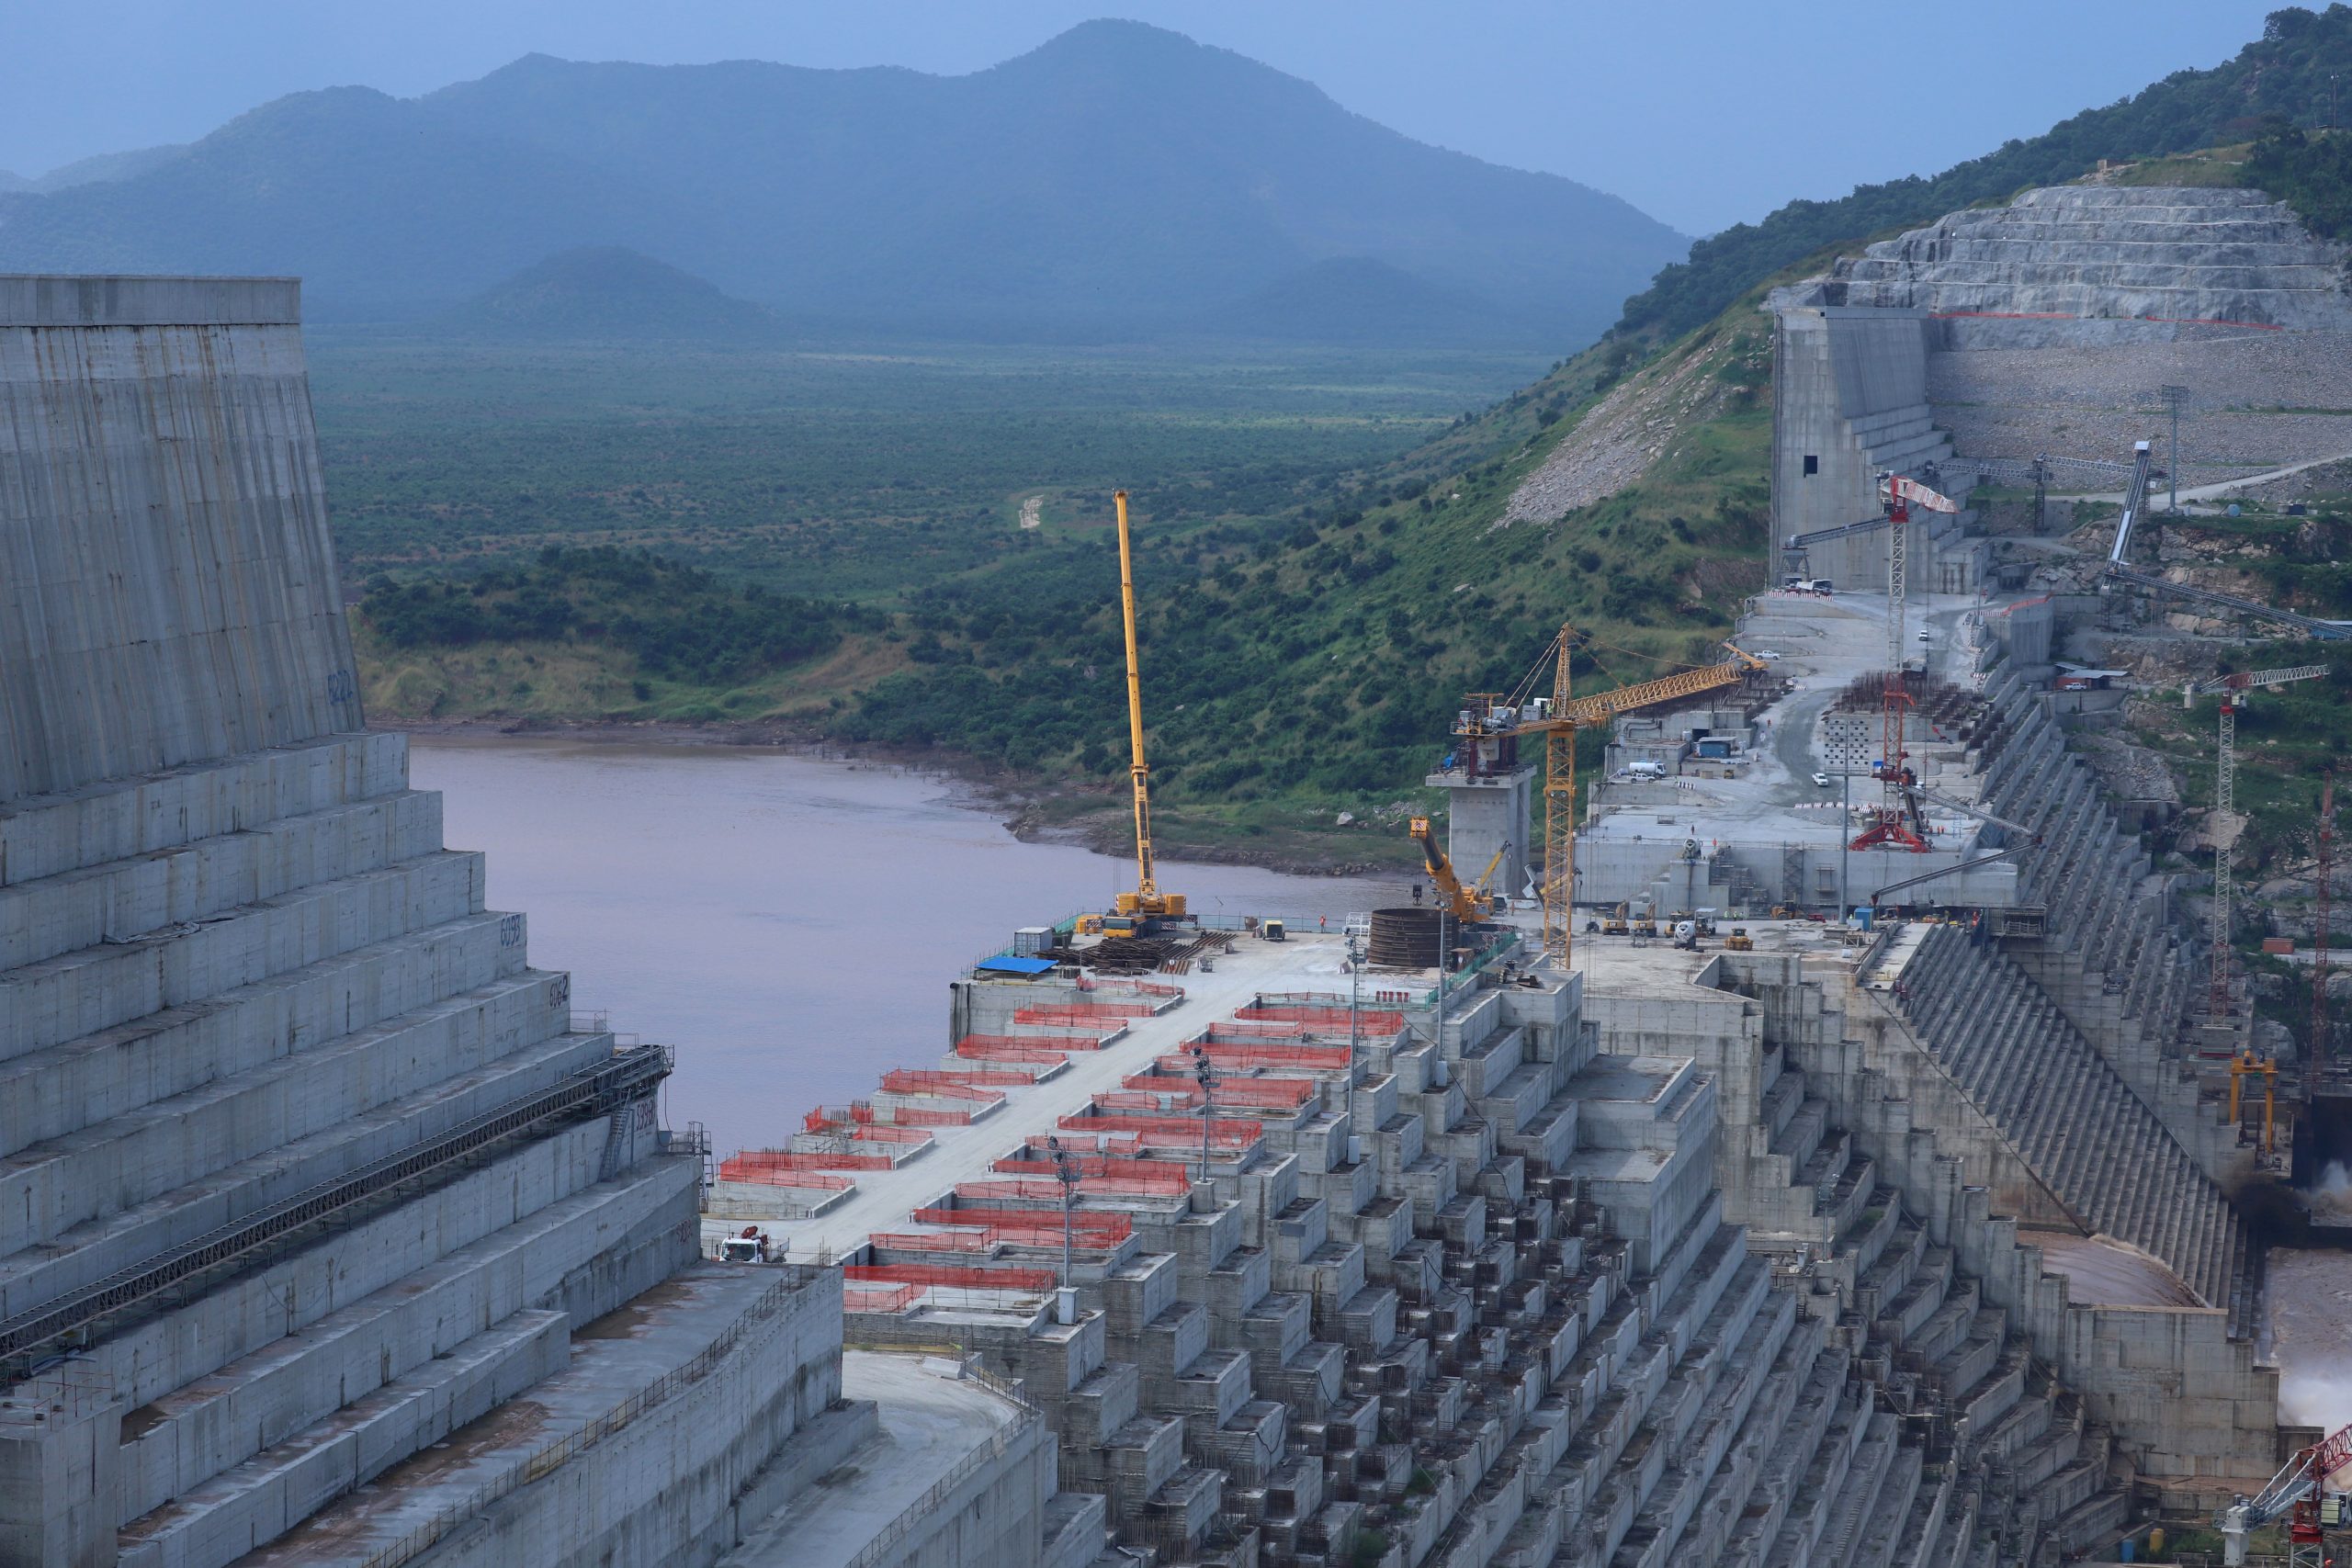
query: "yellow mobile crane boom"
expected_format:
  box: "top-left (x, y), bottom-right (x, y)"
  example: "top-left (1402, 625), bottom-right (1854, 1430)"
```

top-left (1112, 491), bottom-right (1183, 920)
top-left (1408, 818), bottom-right (1503, 922)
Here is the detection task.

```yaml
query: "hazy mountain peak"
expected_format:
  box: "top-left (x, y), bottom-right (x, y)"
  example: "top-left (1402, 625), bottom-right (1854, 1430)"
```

top-left (0, 28), bottom-right (1684, 344)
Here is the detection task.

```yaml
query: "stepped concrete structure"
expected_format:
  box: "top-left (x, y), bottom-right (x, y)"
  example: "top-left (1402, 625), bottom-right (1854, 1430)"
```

top-left (0, 276), bottom-right (1058, 1568)
top-left (1769, 183), bottom-right (2352, 581)
top-left (1817, 186), bottom-right (2352, 346)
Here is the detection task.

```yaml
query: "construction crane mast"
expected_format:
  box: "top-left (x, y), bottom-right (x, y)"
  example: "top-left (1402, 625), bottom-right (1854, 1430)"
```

top-left (2188, 665), bottom-right (2328, 1023)
top-left (1110, 491), bottom-right (1183, 921)
top-left (1849, 473), bottom-right (1957, 852)
top-left (2218, 1419), bottom-right (2351, 1566)
top-left (1453, 626), bottom-right (1765, 965)
top-left (2315, 773), bottom-right (2336, 1100)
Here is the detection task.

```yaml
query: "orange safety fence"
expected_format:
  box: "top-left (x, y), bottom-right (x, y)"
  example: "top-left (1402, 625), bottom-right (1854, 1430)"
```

top-left (870, 1077), bottom-right (1006, 1103)
top-left (975, 1165), bottom-right (1193, 1196)
top-left (870, 1229), bottom-right (993, 1253)
top-left (1079, 977), bottom-right (1182, 998)
top-left (863, 1105), bottom-right (974, 1128)
top-left (1119, 1074), bottom-right (1316, 1107)
top-left (846, 1123), bottom-right (934, 1145)
top-left (1015, 1003), bottom-right (1155, 1023)
top-left (715, 1165), bottom-right (856, 1191)
top-left (1055, 1112), bottom-right (1260, 1145)
top-left (883, 1068), bottom-right (1032, 1091)
top-left (720, 1150), bottom-right (891, 1176)
top-left (1237, 1006), bottom-right (1406, 1032)
top-left (915, 1206), bottom-right (1134, 1238)
top-left (1159, 1043), bottom-right (1353, 1072)
top-left (1205, 1021), bottom-right (1313, 1039)
top-left (843, 1282), bottom-right (922, 1314)
top-left (992, 1148), bottom-right (1195, 1179)
top-left (845, 1262), bottom-right (1057, 1292)
top-left (957, 1033), bottom-right (1106, 1055)
top-left (954, 1039), bottom-right (1072, 1065)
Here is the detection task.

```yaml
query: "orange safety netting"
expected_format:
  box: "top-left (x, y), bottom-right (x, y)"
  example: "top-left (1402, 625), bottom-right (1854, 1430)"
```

top-left (958, 1032), bottom-right (1104, 1055)
top-left (915, 1206), bottom-right (1134, 1238)
top-left (720, 1150), bottom-right (890, 1176)
top-left (976, 1163), bottom-right (1193, 1196)
top-left (865, 1105), bottom-right (973, 1128)
top-left (847, 1123), bottom-right (934, 1145)
top-left (1055, 1112), bottom-right (1259, 1145)
top-left (1118, 1074), bottom-right (1316, 1108)
top-left (719, 1166), bottom-right (855, 1191)
top-left (1079, 977), bottom-right (1181, 998)
top-left (882, 1067), bottom-right (1031, 1090)
top-left (954, 1039), bottom-right (1071, 1065)
top-left (843, 1282), bottom-right (922, 1314)
top-left (845, 1262), bottom-right (1057, 1292)
top-left (1158, 1043), bottom-right (1352, 1071)
top-left (1015, 1003), bottom-right (1154, 1024)
top-left (870, 1229), bottom-right (993, 1253)
top-left (1237, 1006), bottom-right (1405, 1032)
top-left (872, 1074), bottom-right (1005, 1102)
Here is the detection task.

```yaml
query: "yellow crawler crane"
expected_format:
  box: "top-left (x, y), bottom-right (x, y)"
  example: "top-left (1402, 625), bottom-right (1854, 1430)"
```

top-left (1408, 817), bottom-right (1504, 923)
top-left (1111, 491), bottom-right (1183, 920)
top-left (1479, 626), bottom-right (1765, 964)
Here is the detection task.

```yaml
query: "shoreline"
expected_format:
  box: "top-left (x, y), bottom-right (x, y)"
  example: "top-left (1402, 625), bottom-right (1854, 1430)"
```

top-left (381, 716), bottom-right (1395, 878)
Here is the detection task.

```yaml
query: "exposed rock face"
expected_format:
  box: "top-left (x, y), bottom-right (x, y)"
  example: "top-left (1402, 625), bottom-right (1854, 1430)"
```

top-left (1784, 186), bottom-right (2352, 346)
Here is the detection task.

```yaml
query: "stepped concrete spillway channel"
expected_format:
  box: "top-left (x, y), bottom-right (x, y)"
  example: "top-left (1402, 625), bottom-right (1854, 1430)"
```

top-left (736, 590), bottom-right (2301, 1568)
top-left (0, 276), bottom-right (1050, 1568)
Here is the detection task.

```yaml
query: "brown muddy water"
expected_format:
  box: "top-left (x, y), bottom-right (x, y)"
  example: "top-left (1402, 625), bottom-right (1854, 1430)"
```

top-left (409, 739), bottom-right (1401, 1158)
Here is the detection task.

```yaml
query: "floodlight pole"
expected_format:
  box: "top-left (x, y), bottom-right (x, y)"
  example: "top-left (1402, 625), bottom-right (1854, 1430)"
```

top-left (1347, 930), bottom-right (1363, 1059)
top-left (1190, 1044), bottom-right (1216, 1192)
top-left (1046, 1135), bottom-right (1080, 1291)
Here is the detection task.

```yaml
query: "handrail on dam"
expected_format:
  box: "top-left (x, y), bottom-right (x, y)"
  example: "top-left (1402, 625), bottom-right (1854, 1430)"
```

top-left (0, 1043), bottom-right (673, 1372)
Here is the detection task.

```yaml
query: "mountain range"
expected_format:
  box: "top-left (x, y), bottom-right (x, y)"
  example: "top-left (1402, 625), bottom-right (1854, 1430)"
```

top-left (0, 21), bottom-right (1687, 344)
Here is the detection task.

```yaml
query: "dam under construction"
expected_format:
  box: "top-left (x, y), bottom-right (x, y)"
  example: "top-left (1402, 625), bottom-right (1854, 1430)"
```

top-left (3, 190), bottom-right (2350, 1568)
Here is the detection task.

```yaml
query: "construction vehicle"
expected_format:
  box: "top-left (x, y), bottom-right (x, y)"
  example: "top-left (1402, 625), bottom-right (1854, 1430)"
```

top-left (1601, 903), bottom-right (1631, 938)
top-left (1108, 491), bottom-right (1184, 924)
top-left (719, 1225), bottom-right (771, 1264)
top-left (1725, 928), bottom-right (1754, 951)
top-left (2217, 1419), bottom-right (2351, 1566)
top-left (1408, 818), bottom-right (1503, 923)
top-left (1671, 919), bottom-right (1700, 951)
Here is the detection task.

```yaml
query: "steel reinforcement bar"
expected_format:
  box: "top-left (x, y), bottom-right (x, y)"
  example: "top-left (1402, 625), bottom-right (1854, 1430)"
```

top-left (0, 1043), bottom-right (671, 1370)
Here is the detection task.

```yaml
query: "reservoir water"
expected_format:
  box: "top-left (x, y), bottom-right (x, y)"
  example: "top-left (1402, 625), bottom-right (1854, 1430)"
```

top-left (409, 738), bottom-right (1399, 1157)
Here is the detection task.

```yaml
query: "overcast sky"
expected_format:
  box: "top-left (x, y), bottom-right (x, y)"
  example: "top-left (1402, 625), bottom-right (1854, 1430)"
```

top-left (0, 0), bottom-right (2294, 234)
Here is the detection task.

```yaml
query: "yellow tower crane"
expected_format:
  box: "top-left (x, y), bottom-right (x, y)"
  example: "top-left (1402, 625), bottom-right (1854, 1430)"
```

top-left (1461, 626), bottom-right (1766, 964)
top-left (1111, 491), bottom-right (1183, 921)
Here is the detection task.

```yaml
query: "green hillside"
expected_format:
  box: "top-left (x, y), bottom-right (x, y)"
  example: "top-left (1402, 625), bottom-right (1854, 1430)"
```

top-left (1622, 5), bottom-right (2352, 341)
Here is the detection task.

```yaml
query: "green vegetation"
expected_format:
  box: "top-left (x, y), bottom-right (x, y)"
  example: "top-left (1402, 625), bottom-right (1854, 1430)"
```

top-left (1619, 5), bottom-right (2352, 341)
top-left (2245, 122), bottom-right (2352, 236)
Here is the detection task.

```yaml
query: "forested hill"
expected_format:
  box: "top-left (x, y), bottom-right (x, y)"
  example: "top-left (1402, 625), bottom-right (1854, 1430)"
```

top-left (1620, 5), bottom-right (2352, 342)
top-left (0, 20), bottom-right (1684, 345)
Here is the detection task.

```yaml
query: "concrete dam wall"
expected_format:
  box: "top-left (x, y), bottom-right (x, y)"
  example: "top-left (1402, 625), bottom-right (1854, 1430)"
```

top-left (0, 277), bottom-right (1048, 1568)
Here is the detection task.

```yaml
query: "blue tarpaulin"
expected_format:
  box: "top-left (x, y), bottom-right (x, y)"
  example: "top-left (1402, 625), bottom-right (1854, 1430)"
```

top-left (976, 953), bottom-right (1057, 976)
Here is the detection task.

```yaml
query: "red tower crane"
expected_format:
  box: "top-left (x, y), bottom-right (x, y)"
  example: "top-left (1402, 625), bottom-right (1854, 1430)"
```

top-left (1849, 473), bottom-right (1958, 853)
top-left (2218, 1419), bottom-right (2351, 1566)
